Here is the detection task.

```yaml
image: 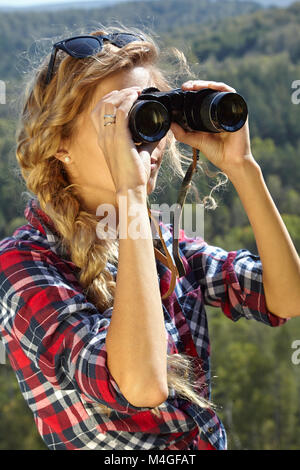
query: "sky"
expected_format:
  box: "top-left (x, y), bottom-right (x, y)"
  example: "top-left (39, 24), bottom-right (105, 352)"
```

top-left (0, 0), bottom-right (294, 9)
top-left (0, 0), bottom-right (104, 6)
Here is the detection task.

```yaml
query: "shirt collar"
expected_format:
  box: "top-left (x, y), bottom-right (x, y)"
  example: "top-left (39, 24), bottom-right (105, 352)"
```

top-left (24, 196), bottom-right (58, 237)
top-left (24, 197), bottom-right (70, 259)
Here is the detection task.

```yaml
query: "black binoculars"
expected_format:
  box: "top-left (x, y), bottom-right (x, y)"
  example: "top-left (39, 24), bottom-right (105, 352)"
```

top-left (128, 87), bottom-right (248, 144)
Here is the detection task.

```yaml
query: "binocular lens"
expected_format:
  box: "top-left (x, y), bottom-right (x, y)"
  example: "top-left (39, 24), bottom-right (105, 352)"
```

top-left (214, 93), bottom-right (248, 132)
top-left (129, 100), bottom-right (171, 143)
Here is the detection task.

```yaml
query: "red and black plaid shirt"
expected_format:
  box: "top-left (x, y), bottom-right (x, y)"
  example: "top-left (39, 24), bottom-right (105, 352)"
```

top-left (0, 197), bottom-right (288, 450)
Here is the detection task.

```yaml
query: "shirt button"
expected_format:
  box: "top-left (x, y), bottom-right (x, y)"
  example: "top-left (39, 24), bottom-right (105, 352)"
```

top-left (207, 427), bottom-right (214, 433)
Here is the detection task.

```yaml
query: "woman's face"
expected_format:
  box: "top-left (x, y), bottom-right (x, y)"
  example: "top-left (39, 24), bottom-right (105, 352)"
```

top-left (57, 65), bottom-right (167, 214)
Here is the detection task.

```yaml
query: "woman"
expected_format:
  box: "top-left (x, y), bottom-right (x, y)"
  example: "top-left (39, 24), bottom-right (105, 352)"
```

top-left (0, 26), bottom-right (299, 451)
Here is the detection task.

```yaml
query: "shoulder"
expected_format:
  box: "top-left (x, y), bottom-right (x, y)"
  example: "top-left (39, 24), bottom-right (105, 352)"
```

top-left (0, 224), bottom-right (80, 292)
top-left (0, 218), bottom-right (52, 253)
top-left (0, 225), bottom-right (58, 269)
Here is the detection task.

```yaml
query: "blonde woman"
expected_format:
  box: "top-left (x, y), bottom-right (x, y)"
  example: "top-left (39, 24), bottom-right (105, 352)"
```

top-left (0, 27), bottom-right (299, 451)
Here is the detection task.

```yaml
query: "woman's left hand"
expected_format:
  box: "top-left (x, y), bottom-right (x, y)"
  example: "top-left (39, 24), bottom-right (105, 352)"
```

top-left (170, 80), bottom-right (257, 175)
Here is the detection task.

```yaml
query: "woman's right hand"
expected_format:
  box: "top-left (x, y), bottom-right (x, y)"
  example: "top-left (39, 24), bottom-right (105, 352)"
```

top-left (90, 86), bottom-right (157, 195)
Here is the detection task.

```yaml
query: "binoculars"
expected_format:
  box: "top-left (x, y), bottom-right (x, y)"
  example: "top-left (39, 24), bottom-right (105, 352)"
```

top-left (128, 87), bottom-right (248, 144)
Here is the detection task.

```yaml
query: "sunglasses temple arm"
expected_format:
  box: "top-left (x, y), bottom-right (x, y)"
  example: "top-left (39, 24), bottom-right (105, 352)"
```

top-left (45, 47), bottom-right (58, 85)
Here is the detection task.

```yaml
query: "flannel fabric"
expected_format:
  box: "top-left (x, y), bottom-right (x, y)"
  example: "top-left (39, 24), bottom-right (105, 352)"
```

top-left (0, 197), bottom-right (287, 450)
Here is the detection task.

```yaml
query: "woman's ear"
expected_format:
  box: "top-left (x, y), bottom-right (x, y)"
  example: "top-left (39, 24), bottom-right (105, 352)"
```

top-left (55, 147), bottom-right (72, 164)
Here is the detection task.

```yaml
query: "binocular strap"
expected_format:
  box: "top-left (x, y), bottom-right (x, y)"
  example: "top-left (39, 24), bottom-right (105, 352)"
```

top-left (148, 148), bottom-right (199, 299)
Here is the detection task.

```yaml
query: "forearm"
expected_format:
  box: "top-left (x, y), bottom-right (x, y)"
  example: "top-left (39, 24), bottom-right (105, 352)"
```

top-left (105, 188), bottom-right (168, 407)
top-left (227, 158), bottom-right (300, 318)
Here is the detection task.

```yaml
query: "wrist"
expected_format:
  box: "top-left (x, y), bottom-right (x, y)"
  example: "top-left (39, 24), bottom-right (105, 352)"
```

top-left (223, 156), bottom-right (262, 187)
top-left (116, 187), bottom-right (152, 241)
top-left (116, 187), bottom-right (148, 223)
top-left (116, 186), bottom-right (147, 202)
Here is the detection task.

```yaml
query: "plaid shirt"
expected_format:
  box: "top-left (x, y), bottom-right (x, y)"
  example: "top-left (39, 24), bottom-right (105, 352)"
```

top-left (0, 197), bottom-right (287, 450)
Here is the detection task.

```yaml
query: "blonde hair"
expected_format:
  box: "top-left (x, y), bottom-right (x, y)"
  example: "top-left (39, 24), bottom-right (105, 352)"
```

top-left (15, 24), bottom-right (221, 418)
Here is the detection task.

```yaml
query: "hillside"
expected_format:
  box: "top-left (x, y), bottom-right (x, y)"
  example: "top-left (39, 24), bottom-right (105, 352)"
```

top-left (165, 1), bottom-right (300, 63)
top-left (0, 0), bottom-right (262, 80)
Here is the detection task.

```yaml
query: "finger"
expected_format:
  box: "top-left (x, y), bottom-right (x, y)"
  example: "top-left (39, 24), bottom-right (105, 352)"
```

top-left (102, 103), bottom-right (118, 131)
top-left (115, 90), bottom-right (140, 128)
top-left (170, 122), bottom-right (198, 147)
top-left (182, 80), bottom-right (236, 93)
top-left (91, 89), bottom-right (139, 135)
top-left (99, 90), bottom-right (140, 147)
top-left (101, 86), bottom-right (142, 107)
top-left (91, 101), bottom-right (116, 135)
top-left (90, 87), bottom-right (141, 121)
top-left (170, 122), bottom-right (212, 149)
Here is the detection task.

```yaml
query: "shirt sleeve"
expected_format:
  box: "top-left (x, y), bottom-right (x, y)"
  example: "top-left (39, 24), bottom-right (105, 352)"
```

top-left (0, 244), bottom-right (154, 415)
top-left (175, 228), bottom-right (289, 327)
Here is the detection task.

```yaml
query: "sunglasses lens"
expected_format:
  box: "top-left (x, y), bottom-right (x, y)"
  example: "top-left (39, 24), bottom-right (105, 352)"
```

top-left (65, 37), bottom-right (102, 57)
top-left (110, 33), bottom-right (144, 47)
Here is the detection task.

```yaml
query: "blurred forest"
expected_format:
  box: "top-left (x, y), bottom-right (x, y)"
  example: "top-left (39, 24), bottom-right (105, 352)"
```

top-left (0, 0), bottom-right (300, 450)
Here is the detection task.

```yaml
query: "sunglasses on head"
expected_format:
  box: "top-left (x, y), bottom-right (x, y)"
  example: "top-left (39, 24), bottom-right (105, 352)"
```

top-left (45, 32), bottom-right (145, 85)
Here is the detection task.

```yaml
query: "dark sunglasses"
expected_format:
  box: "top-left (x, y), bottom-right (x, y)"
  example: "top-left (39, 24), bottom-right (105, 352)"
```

top-left (45, 33), bottom-right (145, 85)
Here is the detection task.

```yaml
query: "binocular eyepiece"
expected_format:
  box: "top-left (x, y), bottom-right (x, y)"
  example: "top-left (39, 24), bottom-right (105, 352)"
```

top-left (128, 87), bottom-right (248, 144)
